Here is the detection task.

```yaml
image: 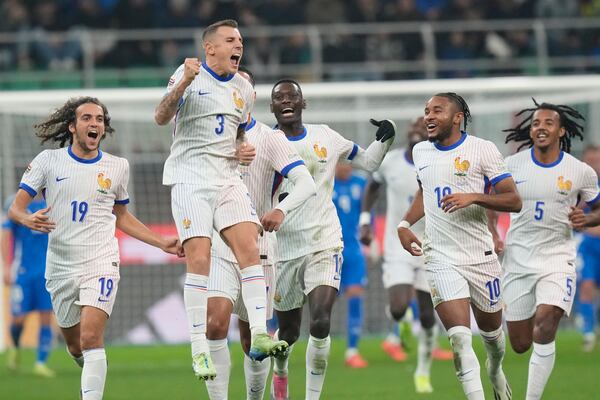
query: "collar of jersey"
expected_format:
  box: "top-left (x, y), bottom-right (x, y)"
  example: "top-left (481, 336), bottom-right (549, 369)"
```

top-left (530, 148), bottom-right (564, 168)
top-left (201, 62), bottom-right (234, 82)
top-left (68, 146), bottom-right (103, 164)
top-left (434, 131), bottom-right (467, 151)
top-left (285, 126), bottom-right (307, 141)
top-left (245, 118), bottom-right (257, 132)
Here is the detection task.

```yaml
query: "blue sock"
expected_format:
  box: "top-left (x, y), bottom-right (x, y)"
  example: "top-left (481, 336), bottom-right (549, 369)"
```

top-left (10, 324), bottom-right (23, 348)
top-left (409, 298), bottom-right (419, 321)
top-left (37, 325), bottom-right (53, 364)
top-left (580, 302), bottom-right (596, 335)
top-left (347, 296), bottom-right (363, 350)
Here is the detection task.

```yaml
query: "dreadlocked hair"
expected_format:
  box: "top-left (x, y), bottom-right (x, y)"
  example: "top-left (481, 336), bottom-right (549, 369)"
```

top-left (34, 97), bottom-right (114, 147)
top-left (435, 92), bottom-right (472, 130)
top-left (503, 98), bottom-right (585, 153)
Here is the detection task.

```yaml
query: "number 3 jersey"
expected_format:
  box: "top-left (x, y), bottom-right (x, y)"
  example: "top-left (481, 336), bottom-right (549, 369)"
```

top-left (413, 133), bottom-right (511, 266)
top-left (19, 147), bottom-right (130, 279)
top-left (504, 149), bottom-right (600, 273)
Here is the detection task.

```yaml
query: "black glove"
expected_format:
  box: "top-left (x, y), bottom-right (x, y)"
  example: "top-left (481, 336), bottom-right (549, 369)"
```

top-left (370, 119), bottom-right (396, 143)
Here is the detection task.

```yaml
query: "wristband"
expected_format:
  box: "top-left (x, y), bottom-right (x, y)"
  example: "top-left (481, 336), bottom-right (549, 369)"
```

top-left (397, 220), bottom-right (411, 229)
top-left (359, 211), bottom-right (371, 226)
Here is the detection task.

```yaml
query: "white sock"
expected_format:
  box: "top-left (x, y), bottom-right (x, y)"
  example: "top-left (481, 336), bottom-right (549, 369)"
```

top-left (244, 354), bottom-right (271, 399)
top-left (416, 326), bottom-right (435, 376)
top-left (240, 265), bottom-right (268, 337)
top-left (480, 326), bottom-right (506, 375)
top-left (205, 339), bottom-right (230, 400)
top-left (306, 335), bottom-right (331, 400)
top-left (447, 326), bottom-right (484, 400)
top-left (67, 346), bottom-right (84, 368)
top-left (184, 273), bottom-right (209, 356)
top-left (526, 341), bottom-right (556, 400)
top-left (81, 348), bottom-right (107, 400)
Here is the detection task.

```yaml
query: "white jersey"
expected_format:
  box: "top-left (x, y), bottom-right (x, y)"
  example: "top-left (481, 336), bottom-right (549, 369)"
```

top-left (413, 133), bottom-right (511, 266)
top-left (275, 124), bottom-right (357, 261)
top-left (162, 62), bottom-right (254, 186)
top-left (212, 119), bottom-right (305, 264)
top-left (19, 147), bottom-right (129, 279)
top-left (373, 147), bottom-right (424, 264)
top-left (504, 149), bottom-right (600, 273)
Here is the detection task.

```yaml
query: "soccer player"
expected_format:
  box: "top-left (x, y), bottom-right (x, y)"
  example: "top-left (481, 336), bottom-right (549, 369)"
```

top-left (154, 19), bottom-right (287, 380)
top-left (397, 93), bottom-right (521, 400)
top-left (2, 194), bottom-right (54, 377)
top-left (577, 145), bottom-right (600, 352)
top-left (204, 67), bottom-right (316, 400)
top-left (8, 96), bottom-right (182, 400)
top-left (360, 116), bottom-right (453, 393)
top-left (270, 79), bottom-right (395, 400)
top-left (332, 163), bottom-right (368, 368)
top-left (502, 100), bottom-right (600, 399)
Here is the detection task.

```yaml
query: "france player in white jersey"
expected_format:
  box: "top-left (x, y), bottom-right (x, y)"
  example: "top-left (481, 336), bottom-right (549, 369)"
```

top-left (204, 68), bottom-right (316, 400)
top-left (269, 79), bottom-right (395, 400)
top-left (154, 20), bottom-right (287, 380)
top-left (502, 100), bottom-right (600, 400)
top-left (8, 97), bottom-right (182, 400)
top-left (397, 93), bottom-right (522, 400)
top-left (360, 117), bottom-right (453, 394)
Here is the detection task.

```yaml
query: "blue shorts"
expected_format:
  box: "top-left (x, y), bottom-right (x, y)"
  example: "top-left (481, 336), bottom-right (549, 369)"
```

top-left (340, 245), bottom-right (367, 292)
top-left (578, 236), bottom-right (600, 286)
top-left (10, 273), bottom-right (53, 316)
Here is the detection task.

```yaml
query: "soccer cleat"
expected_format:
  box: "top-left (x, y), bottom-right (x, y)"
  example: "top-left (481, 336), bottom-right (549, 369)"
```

top-left (270, 372), bottom-right (289, 400)
top-left (192, 352), bottom-right (217, 381)
top-left (583, 332), bottom-right (596, 353)
top-left (33, 362), bottom-right (56, 378)
top-left (486, 359), bottom-right (512, 400)
top-left (249, 333), bottom-right (288, 362)
top-left (414, 373), bottom-right (433, 394)
top-left (432, 347), bottom-right (454, 360)
top-left (6, 348), bottom-right (19, 371)
top-left (345, 353), bottom-right (368, 368)
top-left (381, 339), bottom-right (407, 362)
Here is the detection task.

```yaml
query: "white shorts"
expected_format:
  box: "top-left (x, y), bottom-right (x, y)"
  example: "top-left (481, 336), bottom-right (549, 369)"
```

top-left (274, 247), bottom-right (343, 312)
top-left (208, 256), bottom-right (275, 321)
top-left (171, 182), bottom-right (260, 243)
top-left (426, 259), bottom-right (503, 313)
top-left (382, 256), bottom-right (429, 292)
top-left (46, 267), bottom-right (120, 328)
top-left (503, 270), bottom-right (576, 321)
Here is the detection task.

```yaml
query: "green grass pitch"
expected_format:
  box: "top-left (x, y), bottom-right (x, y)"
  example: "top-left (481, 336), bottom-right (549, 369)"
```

top-left (1, 331), bottom-right (597, 399)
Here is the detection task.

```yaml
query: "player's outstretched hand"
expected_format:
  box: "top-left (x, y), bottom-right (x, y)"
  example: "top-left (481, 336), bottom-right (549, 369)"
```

top-left (568, 206), bottom-right (587, 230)
top-left (23, 206), bottom-right (56, 233)
top-left (236, 141), bottom-right (256, 166)
top-left (440, 193), bottom-right (477, 213)
top-left (183, 58), bottom-right (201, 83)
top-left (359, 224), bottom-right (372, 246)
top-left (397, 227), bottom-right (423, 256)
top-left (261, 209), bottom-right (285, 232)
top-left (370, 119), bottom-right (396, 143)
top-left (161, 237), bottom-right (185, 257)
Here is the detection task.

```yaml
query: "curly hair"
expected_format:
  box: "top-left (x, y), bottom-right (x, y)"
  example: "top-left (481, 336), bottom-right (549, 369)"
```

top-left (504, 98), bottom-right (584, 153)
top-left (434, 92), bottom-right (472, 130)
top-left (34, 97), bottom-right (114, 147)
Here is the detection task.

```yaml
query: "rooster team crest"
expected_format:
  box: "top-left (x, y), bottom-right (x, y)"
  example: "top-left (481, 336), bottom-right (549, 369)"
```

top-left (557, 176), bottom-right (572, 195)
top-left (183, 218), bottom-right (192, 230)
top-left (233, 90), bottom-right (244, 111)
top-left (97, 173), bottom-right (111, 194)
top-left (454, 156), bottom-right (470, 176)
top-left (313, 143), bottom-right (327, 163)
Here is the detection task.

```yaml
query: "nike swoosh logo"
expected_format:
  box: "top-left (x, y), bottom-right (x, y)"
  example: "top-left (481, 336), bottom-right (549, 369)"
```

top-left (250, 388), bottom-right (261, 393)
top-left (418, 165), bottom-right (429, 171)
top-left (333, 275), bottom-right (341, 280)
top-left (490, 300), bottom-right (499, 306)
top-left (97, 297), bottom-right (109, 303)
top-left (192, 323), bottom-right (205, 328)
top-left (198, 91), bottom-right (211, 96)
top-left (56, 177), bottom-right (69, 182)
top-left (515, 180), bottom-right (526, 184)
top-left (83, 389), bottom-right (93, 394)
top-left (457, 368), bottom-right (474, 378)
top-left (310, 371), bottom-right (323, 375)
top-left (255, 306), bottom-right (265, 310)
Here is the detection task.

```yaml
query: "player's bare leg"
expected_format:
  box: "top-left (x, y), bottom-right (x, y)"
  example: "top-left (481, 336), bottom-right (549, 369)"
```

top-left (205, 297), bottom-right (233, 398)
top-left (183, 236), bottom-right (216, 380)
top-left (239, 319), bottom-right (272, 399)
top-left (382, 284), bottom-right (411, 362)
top-left (272, 308), bottom-right (302, 400)
top-left (222, 222), bottom-right (287, 360)
top-left (472, 306), bottom-right (511, 400)
top-left (76, 306), bottom-right (109, 400)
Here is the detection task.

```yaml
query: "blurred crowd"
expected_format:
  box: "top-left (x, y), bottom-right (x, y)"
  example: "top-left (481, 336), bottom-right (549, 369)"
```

top-left (2, 0), bottom-right (600, 81)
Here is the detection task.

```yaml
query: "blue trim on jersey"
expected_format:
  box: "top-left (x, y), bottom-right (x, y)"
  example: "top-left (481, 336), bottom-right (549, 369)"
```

top-left (115, 198), bottom-right (130, 205)
top-left (201, 62), bottom-right (234, 82)
top-left (239, 121), bottom-right (248, 130)
top-left (348, 143), bottom-right (359, 160)
top-left (19, 183), bottom-right (37, 197)
top-left (271, 172), bottom-right (284, 198)
top-left (245, 118), bottom-right (256, 132)
top-left (530, 148), bottom-right (564, 168)
top-left (286, 126), bottom-right (307, 141)
top-left (490, 173), bottom-right (512, 186)
top-left (587, 191), bottom-right (600, 206)
top-left (434, 131), bottom-right (467, 151)
top-left (68, 146), bottom-right (103, 164)
top-left (280, 160), bottom-right (305, 177)
top-left (404, 150), bottom-right (414, 165)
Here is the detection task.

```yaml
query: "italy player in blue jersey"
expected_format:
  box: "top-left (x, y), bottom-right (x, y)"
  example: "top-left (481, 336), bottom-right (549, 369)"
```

top-left (2, 194), bottom-right (54, 377)
top-left (333, 163), bottom-right (369, 368)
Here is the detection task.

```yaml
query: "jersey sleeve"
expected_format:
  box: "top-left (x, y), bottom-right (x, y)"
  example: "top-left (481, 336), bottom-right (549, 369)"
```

top-left (481, 141), bottom-right (511, 186)
top-left (268, 130), bottom-right (305, 177)
top-left (581, 164), bottom-right (600, 205)
top-left (328, 126), bottom-right (358, 161)
top-left (165, 64), bottom-right (189, 102)
top-left (372, 157), bottom-right (387, 184)
top-left (19, 151), bottom-right (49, 197)
top-left (114, 159), bottom-right (130, 205)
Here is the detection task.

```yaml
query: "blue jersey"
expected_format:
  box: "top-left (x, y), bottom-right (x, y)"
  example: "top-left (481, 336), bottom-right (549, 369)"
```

top-left (333, 174), bottom-right (367, 251)
top-left (2, 198), bottom-right (48, 278)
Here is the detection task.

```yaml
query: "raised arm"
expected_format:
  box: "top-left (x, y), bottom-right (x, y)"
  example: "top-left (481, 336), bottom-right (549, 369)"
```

top-left (350, 119), bottom-right (395, 172)
top-left (154, 58), bottom-right (199, 126)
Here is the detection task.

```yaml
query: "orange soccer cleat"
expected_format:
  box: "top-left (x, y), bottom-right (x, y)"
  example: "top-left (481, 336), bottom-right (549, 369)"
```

top-left (381, 340), bottom-right (407, 362)
top-left (432, 347), bottom-right (454, 361)
top-left (345, 353), bottom-right (369, 368)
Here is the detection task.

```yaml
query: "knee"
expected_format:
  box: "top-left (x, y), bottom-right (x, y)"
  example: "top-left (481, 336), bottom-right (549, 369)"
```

top-left (419, 309), bottom-right (436, 329)
top-left (80, 330), bottom-right (103, 351)
top-left (187, 253), bottom-right (211, 273)
top-left (533, 319), bottom-right (557, 342)
top-left (66, 342), bottom-right (82, 358)
top-left (310, 315), bottom-right (331, 338)
top-left (207, 315), bottom-right (229, 340)
top-left (278, 325), bottom-right (300, 346)
top-left (389, 302), bottom-right (408, 322)
top-left (510, 339), bottom-right (531, 354)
